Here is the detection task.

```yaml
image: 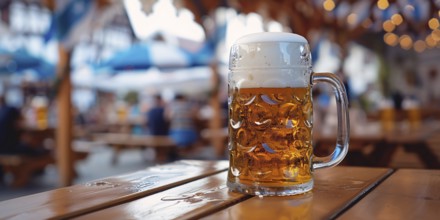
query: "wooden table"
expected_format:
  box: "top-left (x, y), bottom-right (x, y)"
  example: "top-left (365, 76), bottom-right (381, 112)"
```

top-left (0, 160), bottom-right (438, 219)
top-left (93, 133), bottom-right (176, 164)
top-left (315, 121), bottom-right (440, 168)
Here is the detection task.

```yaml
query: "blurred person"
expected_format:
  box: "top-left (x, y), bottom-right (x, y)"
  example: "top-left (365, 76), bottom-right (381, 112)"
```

top-left (146, 94), bottom-right (169, 136)
top-left (427, 68), bottom-right (440, 106)
top-left (0, 95), bottom-right (51, 183)
top-left (391, 91), bottom-right (404, 110)
top-left (166, 94), bottom-right (199, 150)
top-left (0, 95), bottom-right (49, 156)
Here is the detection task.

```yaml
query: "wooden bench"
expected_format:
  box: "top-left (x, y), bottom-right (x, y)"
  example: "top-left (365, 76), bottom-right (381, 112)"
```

top-left (0, 154), bottom-right (55, 187)
top-left (0, 146), bottom-right (90, 188)
top-left (93, 133), bottom-right (177, 164)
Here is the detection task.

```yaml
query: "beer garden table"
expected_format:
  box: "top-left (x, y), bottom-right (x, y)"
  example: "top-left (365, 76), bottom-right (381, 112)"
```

top-left (314, 121), bottom-right (440, 169)
top-left (0, 160), bottom-right (438, 219)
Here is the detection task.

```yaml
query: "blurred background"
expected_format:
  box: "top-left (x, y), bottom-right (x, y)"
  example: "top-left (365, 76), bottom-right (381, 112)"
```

top-left (0, 0), bottom-right (439, 200)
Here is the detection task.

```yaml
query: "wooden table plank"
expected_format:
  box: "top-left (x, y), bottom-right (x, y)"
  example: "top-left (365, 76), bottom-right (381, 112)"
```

top-left (75, 172), bottom-right (250, 220)
top-left (75, 166), bottom-right (391, 220)
top-left (0, 160), bottom-right (228, 220)
top-left (339, 169), bottom-right (440, 220)
top-left (203, 166), bottom-right (392, 220)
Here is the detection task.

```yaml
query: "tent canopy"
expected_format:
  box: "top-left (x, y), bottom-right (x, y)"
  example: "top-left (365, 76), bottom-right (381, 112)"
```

top-left (96, 41), bottom-right (214, 71)
top-left (0, 48), bottom-right (55, 80)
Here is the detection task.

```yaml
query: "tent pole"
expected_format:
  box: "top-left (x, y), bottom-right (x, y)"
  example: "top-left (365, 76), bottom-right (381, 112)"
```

top-left (56, 46), bottom-right (74, 187)
top-left (209, 64), bottom-right (225, 158)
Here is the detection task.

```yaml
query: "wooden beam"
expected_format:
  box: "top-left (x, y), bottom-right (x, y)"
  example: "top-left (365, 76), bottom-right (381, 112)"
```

top-left (208, 64), bottom-right (224, 158)
top-left (56, 46), bottom-right (74, 187)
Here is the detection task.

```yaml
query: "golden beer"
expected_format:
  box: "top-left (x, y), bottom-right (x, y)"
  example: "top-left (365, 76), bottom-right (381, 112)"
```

top-left (227, 32), bottom-right (349, 196)
top-left (35, 106), bottom-right (48, 129)
top-left (228, 87), bottom-right (313, 188)
top-left (380, 107), bottom-right (395, 131)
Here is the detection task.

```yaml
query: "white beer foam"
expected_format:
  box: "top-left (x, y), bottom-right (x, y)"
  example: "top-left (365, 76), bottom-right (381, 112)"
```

top-left (231, 33), bottom-right (310, 88)
top-left (232, 69), bottom-right (309, 88)
top-left (235, 32), bottom-right (307, 44)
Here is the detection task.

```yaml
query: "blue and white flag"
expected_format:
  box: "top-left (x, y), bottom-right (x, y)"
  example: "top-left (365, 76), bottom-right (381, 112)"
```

top-left (47, 0), bottom-right (96, 51)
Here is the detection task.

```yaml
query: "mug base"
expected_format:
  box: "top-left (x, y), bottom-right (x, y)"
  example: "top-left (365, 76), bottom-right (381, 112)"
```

top-left (227, 179), bottom-right (313, 196)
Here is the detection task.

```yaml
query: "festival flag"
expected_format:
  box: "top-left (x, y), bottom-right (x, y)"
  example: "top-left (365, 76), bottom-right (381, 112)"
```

top-left (45, 0), bottom-right (96, 51)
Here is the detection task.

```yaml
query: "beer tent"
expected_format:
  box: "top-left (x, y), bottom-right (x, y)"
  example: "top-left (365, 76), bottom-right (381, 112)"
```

top-left (0, 48), bottom-right (55, 80)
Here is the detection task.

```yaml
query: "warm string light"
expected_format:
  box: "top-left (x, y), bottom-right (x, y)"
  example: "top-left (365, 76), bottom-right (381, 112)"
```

top-left (377, 0), bottom-right (389, 10)
top-left (362, 18), bottom-right (373, 28)
top-left (384, 30), bottom-right (439, 52)
top-left (381, 9), bottom-right (440, 52)
top-left (384, 31), bottom-right (440, 51)
top-left (432, 29), bottom-right (440, 41)
top-left (414, 40), bottom-right (426, 53)
top-left (399, 35), bottom-right (413, 50)
top-left (323, 0), bottom-right (335, 12)
top-left (323, 0), bottom-right (437, 52)
top-left (347, 13), bottom-right (357, 25)
top-left (383, 20), bottom-right (395, 32)
top-left (384, 32), bottom-right (398, 46)
top-left (428, 18), bottom-right (439, 30)
top-left (425, 35), bottom-right (436, 48)
top-left (391, 14), bottom-right (403, 26)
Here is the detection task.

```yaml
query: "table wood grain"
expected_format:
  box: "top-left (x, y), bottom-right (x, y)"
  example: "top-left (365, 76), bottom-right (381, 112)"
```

top-left (74, 166), bottom-right (392, 220)
top-left (75, 172), bottom-right (250, 220)
top-left (339, 169), bottom-right (440, 220)
top-left (2, 160), bottom-right (438, 220)
top-left (203, 166), bottom-right (392, 220)
top-left (0, 160), bottom-right (228, 220)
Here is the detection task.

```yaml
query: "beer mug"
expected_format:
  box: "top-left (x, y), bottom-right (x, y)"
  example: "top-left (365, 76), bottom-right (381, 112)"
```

top-left (227, 32), bottom-right (349, 196)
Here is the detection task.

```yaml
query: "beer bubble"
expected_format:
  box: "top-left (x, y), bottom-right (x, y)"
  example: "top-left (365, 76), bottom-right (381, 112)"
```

top-left (229, 119), bottom-right (242, 129)
top-left (286, 120), bottom-right (294, 128)
top-left (293, 94), bottom-right (303, 105)
top-left (237, 143), bottom-right (257, 153)
top-left (293, 140), bottom-right (306, 150)
top-left (249, 153), bottom-right (273, 180)
top-left (231, 167), bottom-right (241, 177)
top-left (261, 94), bottom-right (279, 105)
top-left (300, 45), bottom-right (306, 57)
top-left (227, 142), bottom-right (233, 151)
top-left (298, 159), bottom-right (311, 176)
top-left (230, 103), bottom-right (245, 124)
top-left (248, 104), bottom-right (273, 129)
top-left (283, 166), bottom-right (299, 179)
top-left (269, 93), bottom-right (291, 103)
top-left (237, 93), bottom-right (256, 105)
top-left (302, 101), bottom-right (313, 120)
top-left (265, 128), bottom-right (293, 152)
top-left (299, 45), bottom-right (310, 65)
top-left (236, 127), bottom-right (258, 148)
top-left (304, 119), bottom-right (313, 128)
top-left (294, 127), bottom-right (311, 141)
top-left (230, 150), bottom-right (246, 175)
top-left (280, 103), bottom-right (301, 126)
top-left (262, 143), bottom-right (276, 154)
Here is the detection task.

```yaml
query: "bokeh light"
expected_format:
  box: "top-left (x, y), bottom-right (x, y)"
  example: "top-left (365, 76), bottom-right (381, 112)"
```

top-left (384, 33), bottom-right (399, 46)
top-left (323, 0), bottom-right (335, 12)
top-left (377, 0), bottom-right (389, 10)
top-left (399, 34), bottom-right (413, 50)
top-left (391, 14), bottom-right (403, 26)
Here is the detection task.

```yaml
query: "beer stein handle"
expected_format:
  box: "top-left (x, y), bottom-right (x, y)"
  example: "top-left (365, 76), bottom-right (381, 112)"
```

top-left (311, 72), bottom-right (350, 170)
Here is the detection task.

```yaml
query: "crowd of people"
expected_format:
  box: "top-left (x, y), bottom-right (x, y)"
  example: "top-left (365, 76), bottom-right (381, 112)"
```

top-left (87, 91), bottom-right (221, 153)
top-left (0, 90), bottom-right (223, 183)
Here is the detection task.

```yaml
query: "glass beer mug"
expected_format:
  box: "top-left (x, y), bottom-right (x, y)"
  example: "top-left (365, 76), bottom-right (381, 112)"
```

top-left (227, 32), bottom-right (350, 196)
